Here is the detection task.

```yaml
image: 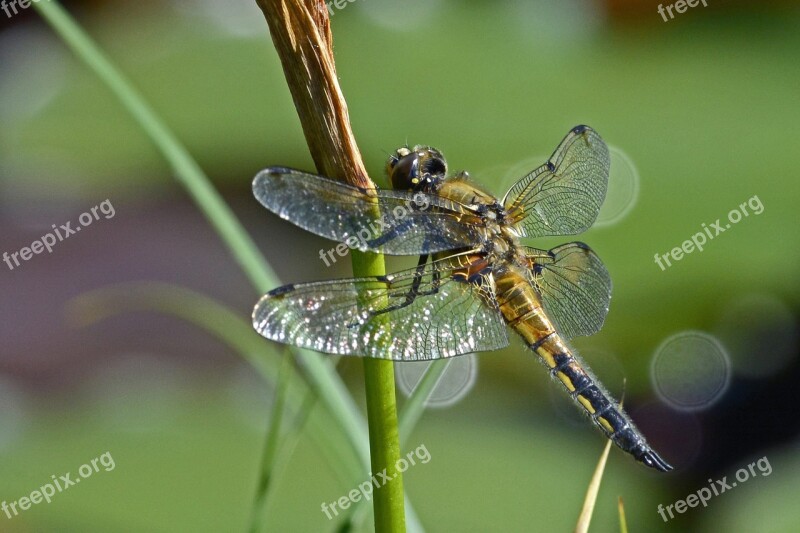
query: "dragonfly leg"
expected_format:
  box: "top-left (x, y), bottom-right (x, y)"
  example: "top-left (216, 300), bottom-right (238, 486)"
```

top-left (370, 254), bottom-right (442, 316)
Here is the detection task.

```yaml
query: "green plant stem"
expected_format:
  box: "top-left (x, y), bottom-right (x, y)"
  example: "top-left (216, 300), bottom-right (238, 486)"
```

top-left (344, 359), bottom-right (449, 530)
top-left (255, 1), bottom-right (407, 529)
top-left (362, 358), bottom-right (403, 527)
top-left (352, 250), bottom-right (405, 532)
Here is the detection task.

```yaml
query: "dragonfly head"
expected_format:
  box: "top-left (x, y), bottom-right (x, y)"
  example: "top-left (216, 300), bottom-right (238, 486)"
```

top-left (386, 145), bottom-right (447, 192)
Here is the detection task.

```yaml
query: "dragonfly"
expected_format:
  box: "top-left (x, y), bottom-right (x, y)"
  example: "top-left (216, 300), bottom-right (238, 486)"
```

top-left (251, 125), bottom-right (672, 472)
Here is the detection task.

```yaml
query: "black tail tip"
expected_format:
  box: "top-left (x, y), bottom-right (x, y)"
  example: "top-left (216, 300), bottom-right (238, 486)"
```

top-left (640, 450), bottom-right (673, 472)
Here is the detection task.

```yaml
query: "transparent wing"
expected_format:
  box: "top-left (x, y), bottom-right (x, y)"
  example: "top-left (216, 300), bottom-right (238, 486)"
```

top-left (524, 242), bottom-right (612, 340)
top-left (253, 167), bottom-right (483, 255)
top-left (502, 125), bottom-right (610, 237)
top-left (252, 254), bottom-right (509, 360)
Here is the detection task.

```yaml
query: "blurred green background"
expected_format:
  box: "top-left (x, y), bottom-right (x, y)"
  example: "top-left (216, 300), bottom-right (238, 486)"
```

top-left (1, 0), bottom-right (799, 531)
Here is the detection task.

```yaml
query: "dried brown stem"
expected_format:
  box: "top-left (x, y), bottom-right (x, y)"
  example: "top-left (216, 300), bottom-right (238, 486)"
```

top-left (256, 0), bottom-right (371, 188)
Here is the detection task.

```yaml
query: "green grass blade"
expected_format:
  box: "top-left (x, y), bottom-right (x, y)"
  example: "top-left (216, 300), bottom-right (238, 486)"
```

top-left (33, 2), bottom-right (270, 292)
top-left (575, 438), bottom-right (613, 533)
top-left (33, 0), bottom-right (371, 485)
top-left (398, 360), bottom-right (451, 444)
top-left (250, 353), bottom-right (292, 533)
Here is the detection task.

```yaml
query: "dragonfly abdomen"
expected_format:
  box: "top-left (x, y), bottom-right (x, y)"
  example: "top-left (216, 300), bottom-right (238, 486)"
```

top-left (536, 341), bottom-right (671, 470)
top-left (495, 269), bottom-right (672, 472)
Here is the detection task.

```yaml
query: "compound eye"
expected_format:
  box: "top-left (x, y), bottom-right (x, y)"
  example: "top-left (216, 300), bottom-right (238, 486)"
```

top-left (389, 152), bottom-right (420, 191)
top-left (413, 147), bottom-right (447, 181)
top-left (421, 154), bottom-right (446, 179)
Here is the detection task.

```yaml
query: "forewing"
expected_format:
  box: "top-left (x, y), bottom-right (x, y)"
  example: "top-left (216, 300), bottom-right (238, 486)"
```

top-left (502, 125), bottom-right (610, 237)
top-left (525, 242), bottom-right (612, 340)
top-left (252, 254), bottom-right (509, 360)
top-left (253, 167), bottom-right (483, 255)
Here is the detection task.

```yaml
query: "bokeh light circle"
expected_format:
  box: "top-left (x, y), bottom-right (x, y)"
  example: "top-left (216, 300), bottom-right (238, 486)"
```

top-left (396, 354), bottom-right (477, 408)
top-left (651, 331), bottom-right (731, 412)
top-left (506, 0), bottom-right (604, 50)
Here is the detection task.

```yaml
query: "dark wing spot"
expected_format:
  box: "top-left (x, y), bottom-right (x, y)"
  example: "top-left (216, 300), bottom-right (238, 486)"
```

top-left (267, 284), bottom-right (295, 297)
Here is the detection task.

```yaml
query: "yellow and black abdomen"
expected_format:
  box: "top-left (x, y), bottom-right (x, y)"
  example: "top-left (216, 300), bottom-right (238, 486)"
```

top-left (495, 269), bottom-right (672, 472)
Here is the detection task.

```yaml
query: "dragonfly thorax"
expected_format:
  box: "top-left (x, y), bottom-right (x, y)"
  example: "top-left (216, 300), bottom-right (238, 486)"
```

top-left (474, 199), bottom-right (509, 224)
top-left (478, 224), bottom-right (526, 267)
